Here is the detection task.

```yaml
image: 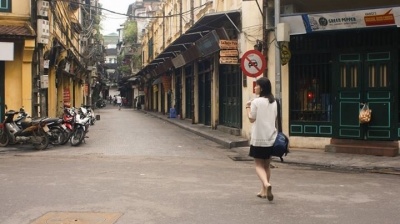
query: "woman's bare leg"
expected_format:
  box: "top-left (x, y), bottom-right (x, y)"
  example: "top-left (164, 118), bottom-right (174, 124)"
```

top-left (264, 158), bottom-right (273, 201)
top-left (255, 158), bottom-right (270, 196)
top-left (264, 158), bottom-right (271, 182)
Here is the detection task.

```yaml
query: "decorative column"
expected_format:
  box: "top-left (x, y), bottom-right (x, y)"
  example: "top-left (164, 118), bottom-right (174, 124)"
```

top-left (22, 39), bottom-right (35, 116)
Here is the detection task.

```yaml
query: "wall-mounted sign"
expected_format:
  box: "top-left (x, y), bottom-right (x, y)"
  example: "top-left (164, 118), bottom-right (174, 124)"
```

top-left (40, 75), bottom-right (49, 89)
top-left (219, 40), bottom-right (239, 64)
top-left (196, 30), bottom-right (220, 57)
top-left (220, 50), bottom-right (239, 57)
top-left (44, 60), bottom-right (50, 69)
top-left (281, 7), bottom-right (400, 35)
top-left (63, 88), bottom-right (71, 102)
top-left (220, 57), bottom-right (239, 64)
top-left (0, 42), bottom-right (14, 61)
top-left (219, 40), bottom-right (238, 49)
top-left (280, 42), bottom-right (291, 65)
top-left (84, 84), bottom-right (89, 96)
top-left (240, 50), bottom-right (266, 78)
top-left (152, 85), bottom-right (158, 92)
top-left (161, 75), bottom-right (171, 91)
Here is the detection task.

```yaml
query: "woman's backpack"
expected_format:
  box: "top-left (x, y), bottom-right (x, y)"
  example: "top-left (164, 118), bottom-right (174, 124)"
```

top-left (272, 99), bottom-right (289, 162)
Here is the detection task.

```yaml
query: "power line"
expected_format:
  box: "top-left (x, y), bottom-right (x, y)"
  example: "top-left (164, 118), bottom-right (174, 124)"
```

top-left (52, 0), bottom-right (212, 19)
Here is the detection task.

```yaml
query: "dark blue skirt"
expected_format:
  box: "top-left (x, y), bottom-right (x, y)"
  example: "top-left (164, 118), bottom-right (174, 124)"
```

top-left (249, 145), bottom-right (272, 159)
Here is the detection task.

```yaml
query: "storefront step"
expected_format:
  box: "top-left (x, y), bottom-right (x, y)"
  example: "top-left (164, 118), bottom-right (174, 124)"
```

top-left (325, 139), bottom-right (398, 157)
top-left (216, 125), bottom-right (241, 136)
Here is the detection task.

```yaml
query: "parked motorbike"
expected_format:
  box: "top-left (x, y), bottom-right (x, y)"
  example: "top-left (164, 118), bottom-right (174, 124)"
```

top-left (70, 107), bottom-right (90, 146)
top-left (0, 108), bottom-right (50, 150)
top-left (81, 105), bottom-right (96, 125)
top-left (59, 106), bottom-right (76, 145)
top-left (95, 99), bottom-right (106, 108)
top-left (15, 107), bottom-right (66, 145)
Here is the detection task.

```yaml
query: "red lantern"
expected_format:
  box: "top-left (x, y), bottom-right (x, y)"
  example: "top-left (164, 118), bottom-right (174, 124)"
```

top-left (307, 91), bottom-right (314, 99)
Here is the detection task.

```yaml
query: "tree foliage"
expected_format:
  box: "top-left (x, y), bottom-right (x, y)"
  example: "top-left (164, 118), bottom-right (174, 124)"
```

top-left (123, 20), bottom-right (138, 43)
top-left (119, 65), bottom-right (131, 75)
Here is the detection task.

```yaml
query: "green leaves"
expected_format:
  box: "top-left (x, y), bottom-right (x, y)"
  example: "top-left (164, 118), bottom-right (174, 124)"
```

top-left (123, 20), bottom-right (138, 43)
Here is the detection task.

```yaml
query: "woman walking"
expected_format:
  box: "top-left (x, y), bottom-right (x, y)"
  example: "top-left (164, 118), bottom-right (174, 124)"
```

top-left (246, 77), bottom-right (277, 201)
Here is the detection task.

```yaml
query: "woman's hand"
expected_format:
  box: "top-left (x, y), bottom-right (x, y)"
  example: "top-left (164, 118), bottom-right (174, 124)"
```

top-left (246, 100), bottom-right (252, 108)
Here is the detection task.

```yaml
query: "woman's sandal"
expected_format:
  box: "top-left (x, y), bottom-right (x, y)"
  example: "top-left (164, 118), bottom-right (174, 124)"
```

top-left (257, 193), bottom-right (267, 199)
top-left (266, 186), bottom-right (274, 201)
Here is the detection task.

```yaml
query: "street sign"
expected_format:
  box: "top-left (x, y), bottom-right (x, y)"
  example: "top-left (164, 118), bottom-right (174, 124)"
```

top-left (219, 57), bottom-right (238, 64)
top-left (219, 40), bottom-right (238, 49)
top-left (220, 50), bottom-right (239, 57)
top-left (240, 50), bottom-right (266, 78)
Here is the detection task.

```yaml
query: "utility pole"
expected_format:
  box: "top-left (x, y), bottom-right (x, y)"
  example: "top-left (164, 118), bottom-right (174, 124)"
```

top-left (179, 0), bottom-right (183, 35)
top-left (190, 0), bottom-right (194, 26)
top-left (274, 0), bottom-right (281, 100)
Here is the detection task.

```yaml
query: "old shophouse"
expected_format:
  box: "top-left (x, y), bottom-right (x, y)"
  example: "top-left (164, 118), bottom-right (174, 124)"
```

top-left (0, 0), bottom-right (103, 119)
top-left (0, 0), bottom-right (35, 119)
top-left (136, 0), bottom-right (400, 156)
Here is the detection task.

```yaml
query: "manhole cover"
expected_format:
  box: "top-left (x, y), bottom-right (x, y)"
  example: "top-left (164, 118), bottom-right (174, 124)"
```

top-left (31, 212), bottom-right (122, 224)
top-left (228, 155), bottom-right (253, 161)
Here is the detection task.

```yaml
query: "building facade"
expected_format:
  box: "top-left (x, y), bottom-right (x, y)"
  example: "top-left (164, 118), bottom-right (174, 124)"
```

top-left (137, 0), bottom-right (400, 156)
top-left (0, 0), bottom-right (36, 119)
top-left (41, 0), bottom-right (103, 117)
top-left (1, 0), bottom-right (104, 119)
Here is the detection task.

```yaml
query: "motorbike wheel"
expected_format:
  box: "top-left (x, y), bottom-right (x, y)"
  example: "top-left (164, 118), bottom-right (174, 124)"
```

top-left (33, 130), bottom-right (49, 150)
top-left (90, 117), bottom-right (96, 125)
top-left (48, 126), bottom-right (65, 145)
top-left (70, 128), bottom-right (84, 146)
top-left (60, 130), bottom-right (71, 145)
top-left (0, 129), bottom-right (10, 147)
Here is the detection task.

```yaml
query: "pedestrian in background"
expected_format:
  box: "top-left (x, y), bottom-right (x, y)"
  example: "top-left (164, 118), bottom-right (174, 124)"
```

top-left (116, 95), bottom-right (122, 110)
top-left (246, 77), bottom-right (277, 201)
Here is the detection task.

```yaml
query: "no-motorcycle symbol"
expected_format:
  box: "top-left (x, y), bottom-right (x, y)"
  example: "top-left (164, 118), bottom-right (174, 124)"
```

top-left (240, 50), bottom-right (266, 78)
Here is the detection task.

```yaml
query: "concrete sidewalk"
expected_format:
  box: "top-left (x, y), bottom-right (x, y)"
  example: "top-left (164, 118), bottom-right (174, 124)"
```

top-left (142, 110), bottom-right (400, 174)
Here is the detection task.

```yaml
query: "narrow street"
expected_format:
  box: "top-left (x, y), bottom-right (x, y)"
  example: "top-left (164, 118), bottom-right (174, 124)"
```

top-left (0, 105), bottom-right (399, 224)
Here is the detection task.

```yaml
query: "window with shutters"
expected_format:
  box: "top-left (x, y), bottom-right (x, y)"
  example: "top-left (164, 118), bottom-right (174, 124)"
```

top-left (0, 0), bottom-right (11, 12)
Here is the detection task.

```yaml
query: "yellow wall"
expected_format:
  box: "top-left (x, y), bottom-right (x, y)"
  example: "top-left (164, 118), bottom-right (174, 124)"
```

top-left (5, 43), bottom-right (23, 111)
top-left (48, 67), bottom-right (58, 117)
top-left (4, 39), bottom-right (34, 115)
top-left (46, 1), bottom-right (84, 116)
top-left (75, 81), bottom-right (83, 107)
top-left (0, 0), bottom-right (31, 19)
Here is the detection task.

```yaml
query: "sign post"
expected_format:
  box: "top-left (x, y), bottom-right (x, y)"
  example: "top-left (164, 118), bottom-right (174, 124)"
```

top-left (219, 40), bottom-right (239, 64)
top-left (240, 50), bottom-right (266, 78)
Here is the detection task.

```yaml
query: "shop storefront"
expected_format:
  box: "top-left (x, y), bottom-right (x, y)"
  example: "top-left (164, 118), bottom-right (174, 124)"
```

top-left (139, 10), bottom-right (241, 129)
top-left (283, 6), bottom-right (400, 155)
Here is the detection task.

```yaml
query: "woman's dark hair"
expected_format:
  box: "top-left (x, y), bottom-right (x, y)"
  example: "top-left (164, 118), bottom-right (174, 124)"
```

top-left (256, 77), bottom-right (275, 103)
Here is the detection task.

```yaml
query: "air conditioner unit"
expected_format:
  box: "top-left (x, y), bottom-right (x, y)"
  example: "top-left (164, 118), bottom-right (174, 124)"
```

top-left (37, 19), bottom-right (50, 44)
top-left (37, 0), bottom-right (49, 17)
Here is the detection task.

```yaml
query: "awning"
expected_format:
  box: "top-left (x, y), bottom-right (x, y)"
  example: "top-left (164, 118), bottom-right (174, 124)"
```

top-left (159, 10), bottom-right (240, 61)
top-left (137, 10), bottom-right (241, 78)
top-left (0, 22), bottom-right (36, 39)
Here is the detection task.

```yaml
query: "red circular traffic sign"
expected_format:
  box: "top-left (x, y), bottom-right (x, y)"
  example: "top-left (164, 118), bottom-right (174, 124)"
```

top-left (240, 50), bottom-right (266, 78)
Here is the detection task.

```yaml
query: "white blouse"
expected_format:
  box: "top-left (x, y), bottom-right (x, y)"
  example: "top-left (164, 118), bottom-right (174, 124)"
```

top-left (249, 97), bottom-right (278, 147)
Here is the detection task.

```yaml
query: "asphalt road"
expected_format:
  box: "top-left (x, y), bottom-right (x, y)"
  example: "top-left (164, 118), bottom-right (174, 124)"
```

top-left (0, 106), bottom-right (399, 224)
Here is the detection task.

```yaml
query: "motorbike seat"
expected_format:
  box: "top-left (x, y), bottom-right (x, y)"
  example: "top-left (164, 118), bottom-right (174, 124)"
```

top-left (43, 117), bottom-right (62, 123)
top-left (20, 121), bottom-right (32, 129)
top-left (5, 110), bottom-right (18, 116)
